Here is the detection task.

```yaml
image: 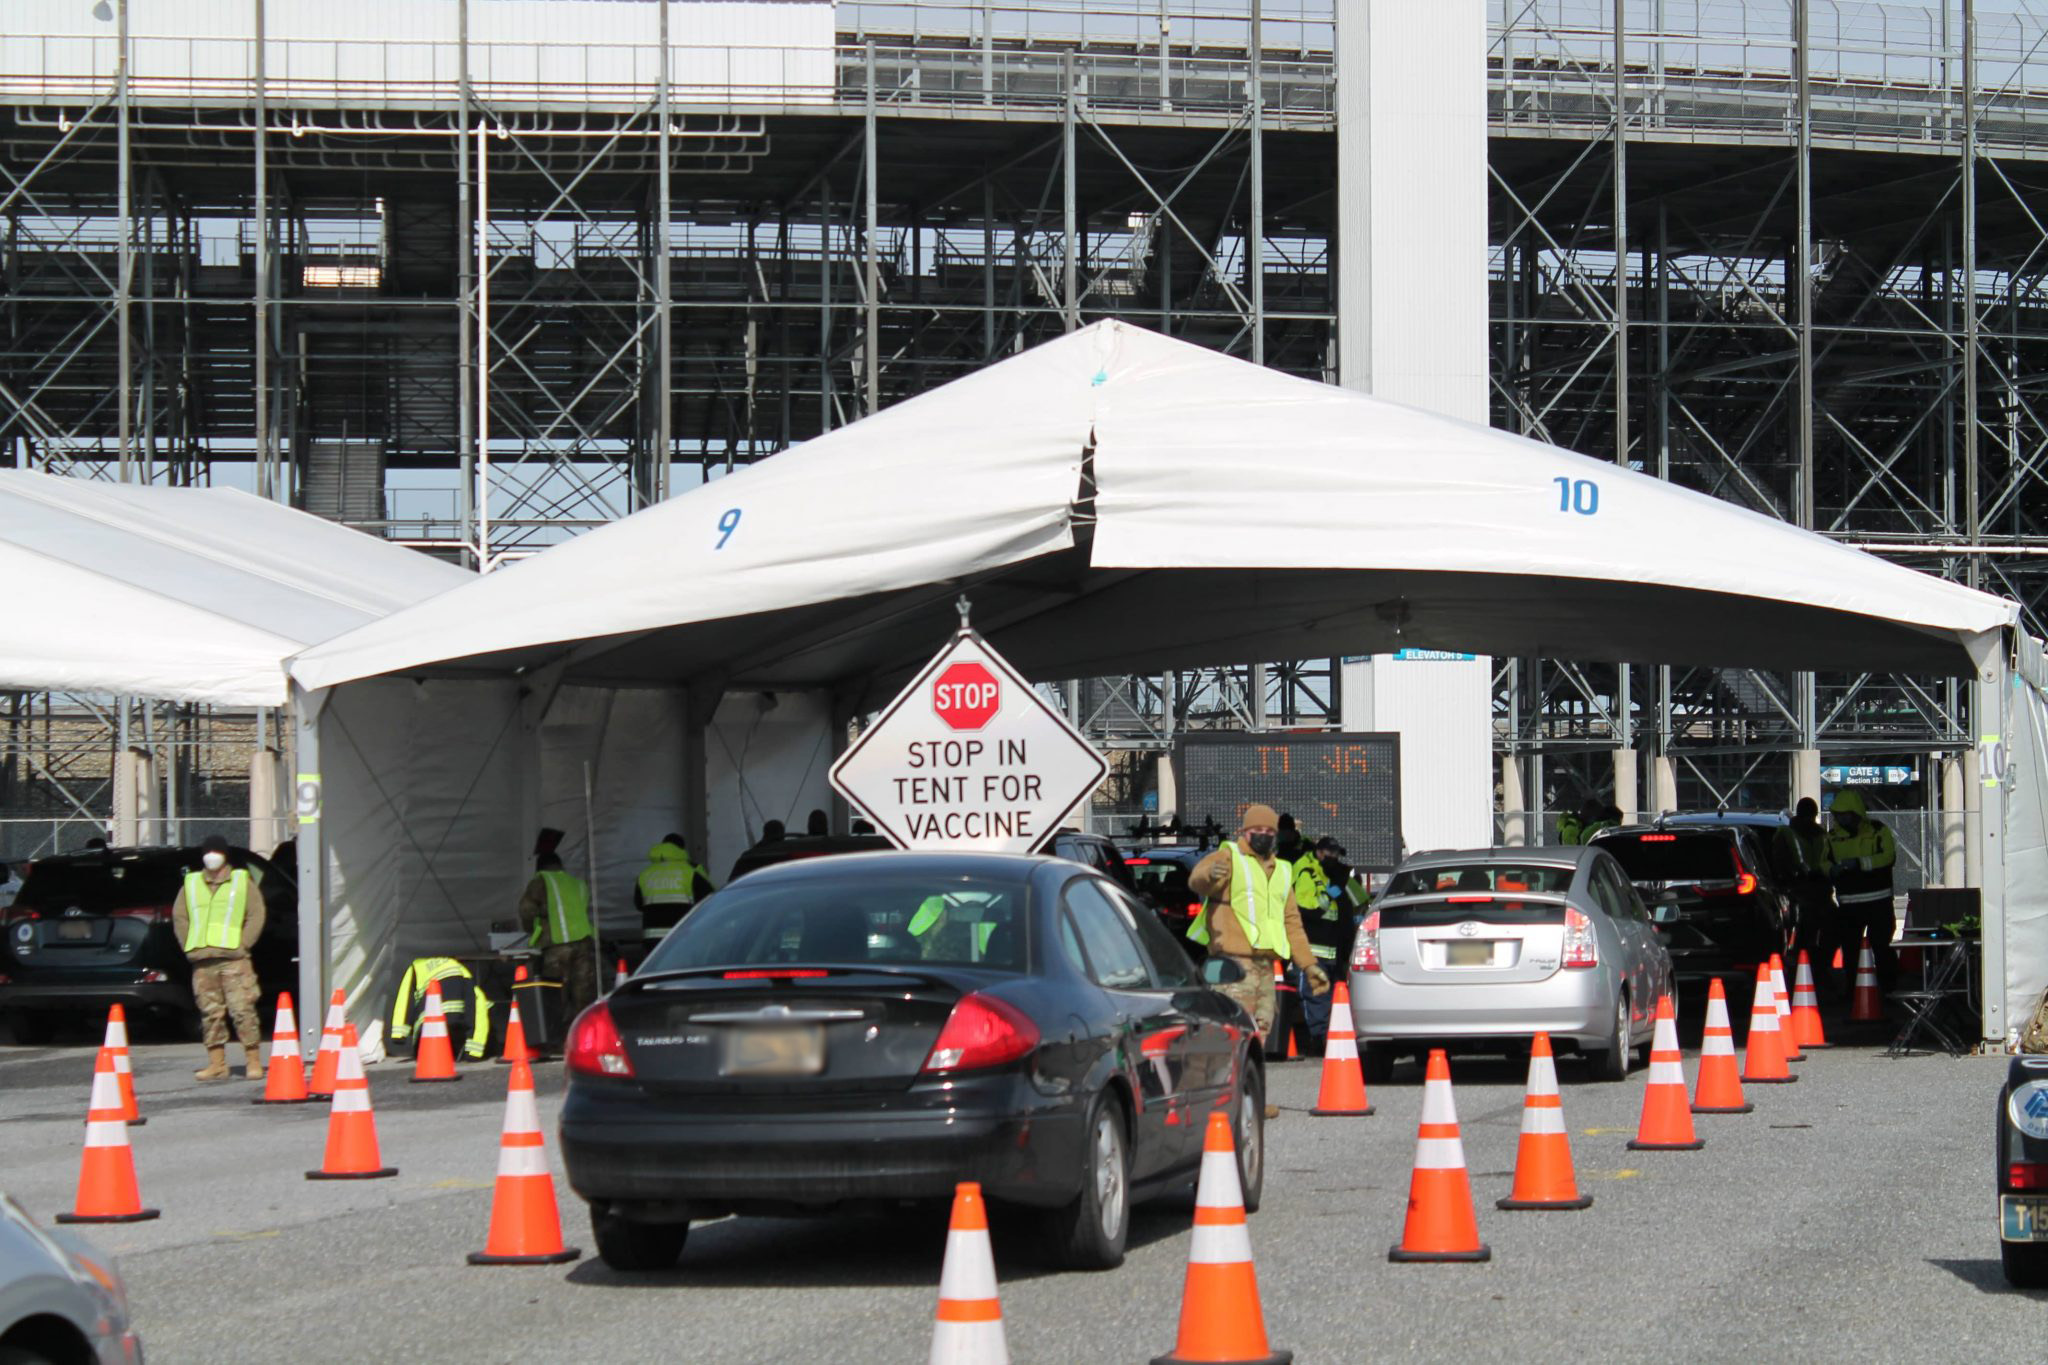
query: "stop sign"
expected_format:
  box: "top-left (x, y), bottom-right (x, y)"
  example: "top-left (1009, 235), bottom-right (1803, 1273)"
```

top-left (932, 661), bottom-right (1001, 731)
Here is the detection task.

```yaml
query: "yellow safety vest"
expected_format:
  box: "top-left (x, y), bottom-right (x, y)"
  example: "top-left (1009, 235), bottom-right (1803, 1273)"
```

top-left (636, 842), bottom-right (702, 906)
top-left (182, 869), bottom-right (250, 952)
top-left (1187, 847), bottom-right (1290, 953)
top-left (530, 871), bottom-right (593, 946)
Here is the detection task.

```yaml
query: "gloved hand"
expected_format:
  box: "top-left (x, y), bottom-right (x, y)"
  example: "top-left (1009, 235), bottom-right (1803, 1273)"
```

top-left (1305, 964), bottom-right (1331, 996)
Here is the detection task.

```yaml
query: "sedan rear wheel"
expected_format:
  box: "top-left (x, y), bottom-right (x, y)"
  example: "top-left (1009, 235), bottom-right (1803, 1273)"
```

top-left (1042, 1092), bottom-right (1130, 1270)
top-left (1589, 991), bottom-right (1630, 1083)
top-left (590, 1206), bottom-right (689, 1272)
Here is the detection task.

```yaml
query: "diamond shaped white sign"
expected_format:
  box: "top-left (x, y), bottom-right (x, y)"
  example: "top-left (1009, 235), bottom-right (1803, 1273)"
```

top-left (829, 632), bottom-right (1108, 853)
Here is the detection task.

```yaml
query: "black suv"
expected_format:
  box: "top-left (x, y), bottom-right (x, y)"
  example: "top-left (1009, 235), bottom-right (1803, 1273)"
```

top-left (1588, 818), bottom-right (1794, 988)
top-left (0, 844), bottom-right (297, 1041)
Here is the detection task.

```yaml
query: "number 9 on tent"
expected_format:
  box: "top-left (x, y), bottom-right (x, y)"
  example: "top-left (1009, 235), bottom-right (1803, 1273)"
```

top-left (716, 508), bottom-right (742, 549)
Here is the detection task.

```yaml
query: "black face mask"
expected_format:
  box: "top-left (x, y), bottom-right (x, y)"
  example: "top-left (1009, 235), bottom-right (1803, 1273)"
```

top-left (1321, 857), bottom-right (1346, 880)
top-left (1246, 832), bottom-right (1277, 858)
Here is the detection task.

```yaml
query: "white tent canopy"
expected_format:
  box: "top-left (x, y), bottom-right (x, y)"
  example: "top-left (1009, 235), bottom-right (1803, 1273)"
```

top-left (285, 321), bottom-right (2035, 1054)
top-left (4, 469), bottom-right (471, 706)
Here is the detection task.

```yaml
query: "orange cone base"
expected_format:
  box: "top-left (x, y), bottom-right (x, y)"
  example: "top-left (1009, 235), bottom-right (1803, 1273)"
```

top-left (1389, 1244), bottom-right (1490, 1263)
top-left (1691, 1100), bottom-right (1755, 1114)
top-left (1309, 1104), bottom-right (1374, 1117)
top-left (409, 1074), bottom-right (464, 1084)
top-left (1151, 1351), bottom-right (1291, 1365)
top-left (1626, 1136), bottom-right (1704, 1151)
top-left (468, 1247), bottom-right (581, 1266)
top-left (1497, 1193), bottom-right (1592, 1211)
top-left (252, 1095), bottom-right (315, 1106)
top-left (1740, 1072), bottom-right (1799, 1085)
top-left (1796, 1040), bottom-right (1834, 1050)
top-left (55, 1208), bottom-right (159, 1224)
top-left (305, 1166), bottom-right (398, 1181)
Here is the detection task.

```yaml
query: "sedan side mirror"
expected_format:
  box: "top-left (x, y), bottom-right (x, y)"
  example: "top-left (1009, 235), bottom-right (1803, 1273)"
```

top-left (1650, 901), bottom-right (1681, 925)
top-left (1202, 956), bottom-right (1246, 986)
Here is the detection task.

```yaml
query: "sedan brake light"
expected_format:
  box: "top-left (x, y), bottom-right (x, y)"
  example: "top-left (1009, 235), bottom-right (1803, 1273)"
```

top-left (1446, 894), bottom-right (1492, 903)
top-left (565, 1002), bottom-right (635, 1078)
top-left (2011, 1162), bottom-right (2048, 1191)
top-left (1640, 833), bottom-right (1677, 842)
top-left (920, 992), bottom-right (1039, 1074)
top-left (722, 969), bottom-right (830, 980)
top-left (1349, 910), bottom-right (1381, 973)
top-left (1562, 907), bottom-right (1599, 969)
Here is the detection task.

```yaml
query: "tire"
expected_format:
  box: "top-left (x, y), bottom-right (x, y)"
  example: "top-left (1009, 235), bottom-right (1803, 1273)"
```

top-left (1041, 1091), bottom-right (1130, 1270)
top-left (4, 1010), bottom-right (55, 1045)
top-left (0, 1346), bottom-right (59, 1365)
top-left (1360, 1042), bottom-right (1395, 1086)
top-left (1234, 1063), bottom-right (1266, 1215)
top-left (590, 1206), bottom-right (689, 1272)
top-left (1589, 990), bottom-right (1630, 1083)
top-left (2003, 1239), bottom-right (2048, 1289)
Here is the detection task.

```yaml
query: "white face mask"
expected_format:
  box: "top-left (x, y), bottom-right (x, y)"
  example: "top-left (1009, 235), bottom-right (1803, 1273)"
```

top-left (201, 851), bottom-right (227, 872)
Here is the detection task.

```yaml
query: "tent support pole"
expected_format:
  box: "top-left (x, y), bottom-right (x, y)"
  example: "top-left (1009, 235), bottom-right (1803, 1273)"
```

top-left (293, 684), bottom-right (326, 1057)
top-left (1062, 53), bottom-right (1077, 332)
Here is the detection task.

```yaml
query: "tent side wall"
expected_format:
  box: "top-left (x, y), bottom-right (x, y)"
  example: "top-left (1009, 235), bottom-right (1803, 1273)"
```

top-left (1998, 632), bottom-right (2048, 1044)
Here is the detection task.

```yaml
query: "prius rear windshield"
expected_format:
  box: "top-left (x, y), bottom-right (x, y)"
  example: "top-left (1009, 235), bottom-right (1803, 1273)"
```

top-left (1385, 863), bottom-right (1574, 897)
top-left (644, 872), bottom-right (1031, 973)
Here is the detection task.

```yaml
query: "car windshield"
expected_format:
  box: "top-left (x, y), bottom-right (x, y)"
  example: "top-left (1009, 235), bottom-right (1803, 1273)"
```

top-left (1596, 834), bottom-right (1736, 881)
top-left (1124, 854), bottom-right (1194, 901)
top-left (643, 871), bottom-right (1030, 973)
top-left (15, 854), bottom-right (192, 912)
top-left (1385, 863), bottom-right (1573, 896)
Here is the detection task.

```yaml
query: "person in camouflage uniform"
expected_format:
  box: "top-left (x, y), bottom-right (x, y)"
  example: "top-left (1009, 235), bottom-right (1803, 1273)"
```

top-left (171, 834), bottom-right (267, 1081)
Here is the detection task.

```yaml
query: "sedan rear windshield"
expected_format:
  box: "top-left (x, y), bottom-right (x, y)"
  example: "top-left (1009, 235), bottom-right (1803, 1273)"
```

top-left (1376, 894), bottom-right (1568, 928)
top-left (1385, 864), bottom-right (1574, 896)
top-left (1595, 834), bottom-right (1737, 882)
top-left (15, 856), bottom-right (192, 912)
top-left (643, 872), bottom-right (1031, 974)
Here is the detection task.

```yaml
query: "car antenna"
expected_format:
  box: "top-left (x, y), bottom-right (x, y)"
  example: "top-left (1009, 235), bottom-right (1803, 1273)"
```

top-left (955, 594), bottom-right (973, 635)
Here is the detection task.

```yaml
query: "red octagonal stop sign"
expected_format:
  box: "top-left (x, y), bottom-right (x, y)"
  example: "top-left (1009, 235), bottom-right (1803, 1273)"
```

top-left (931, 661), bottom-right (1001, 731)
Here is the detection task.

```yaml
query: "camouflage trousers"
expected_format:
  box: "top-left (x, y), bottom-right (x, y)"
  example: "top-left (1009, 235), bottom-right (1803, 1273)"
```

top-left (1215, 953), bottom-right (1279, 1040)
top-left (191, 957), bottom-right (263, 1049)
top-left (542, 942), bottom-right (601, 1025)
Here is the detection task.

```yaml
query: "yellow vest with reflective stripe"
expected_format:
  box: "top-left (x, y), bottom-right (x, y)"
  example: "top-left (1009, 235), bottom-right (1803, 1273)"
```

top-left (531, 871), bottom-right (593, 946)
top-left (182, 869), bottom-right (250, 951)
top-left (637, 843), bottom-right (701, 906)
top-left (1187, 847), bottom-right (1290, 953)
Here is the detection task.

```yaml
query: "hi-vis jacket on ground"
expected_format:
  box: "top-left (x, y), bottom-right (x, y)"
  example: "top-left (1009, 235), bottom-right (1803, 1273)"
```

top-left (1186, 841), bottom-right (1317, 968)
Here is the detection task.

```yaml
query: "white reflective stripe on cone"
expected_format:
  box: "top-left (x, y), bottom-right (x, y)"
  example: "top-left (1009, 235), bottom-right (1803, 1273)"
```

top-left (422, 1017), bottom-right (448, 1037)
top-left (936, 1227), bottom-right (999, 1300)
top-left (331, 1086), bottom-right (371, 1114)
top-left (1420, 1079), bottom-right (1458, 1126)
top-left (336, 1045), bottom-right (366, 1084)
top-left (1194, 1149), bottom-right (1243, 1207)
top-left (88, 1072), bottom-right (122, 1111)
top-left (1649, 1058), bottom-right (1686, 1085)
top-left (83, 1119), bottom-right (129, 1148)
top-left (1186, 1219), bottom-right (1255, 1265)
top-left (1325, 1035), bottom-right (1358, 1061)
top-left (1526, 1055), bottom-right (1559, 1097)
top-left (108, 1019), bottom-right (129, 1048)
top-left (497, 1140), bottom-right (551, 1179)
top-left (1520, 1103), bottom-right (1566, 1137)
top-left (1413, 1136), bottom-right (1468, 1169)
top-left (112, 1053), bottom-right (132, 1076)
top-left (1701, 1031), bottom-right (1735, 1056)
top-left (503, 1085), bottom-right (542, 1137)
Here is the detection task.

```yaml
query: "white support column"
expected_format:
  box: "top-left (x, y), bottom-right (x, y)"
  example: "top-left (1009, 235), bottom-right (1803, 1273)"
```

top-left (1790, 749), bottom-right (1822, 809)
top-left (1968, 630), bottom-right (2007, 1043)
top-left (1500, 754), bottom-right (1526, 847)
top-left (1941, 754), bottom-right (1969, 887)
top-left (247, 747), bottom-right (284, 858)
top-left (1612, 747), bottom-right (1638, 826)
top-left (1648, 754), bottom-right (1679, 818)
top-left (1155, 755), bottom-right (1178, 828)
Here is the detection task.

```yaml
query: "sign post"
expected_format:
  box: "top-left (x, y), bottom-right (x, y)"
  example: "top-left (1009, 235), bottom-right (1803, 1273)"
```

top-left (830, 611), bottom-right (1108, 853)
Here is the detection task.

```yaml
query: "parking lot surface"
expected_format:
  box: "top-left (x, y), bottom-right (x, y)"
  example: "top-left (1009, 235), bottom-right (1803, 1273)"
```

top-left (1, 1029), bottom-right (2036, 1363)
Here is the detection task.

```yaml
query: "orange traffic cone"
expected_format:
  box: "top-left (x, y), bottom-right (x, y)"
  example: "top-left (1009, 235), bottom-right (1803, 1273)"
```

top-left (55, 1048), bottom-right (159, 1224)
top-left (307, 988), bottom-right (346, 1098)
top-left (1770, 954), bottom-right (1803, 1061)
top-left (1628, 995), bottom-right (1704, 1151)
top-left (254, 992), bottom-right (311, 1105)
top-left (614, 957), bottom-right (629, 991)
top-left (1497, 1033), bottom-right (1591, 1210)
top-left (410, 979), bottom-right (461, 1083)
top-left (499, 965), bottom-right (536, 1065)
top-left (1309, 980), bottom-right (1372, 1116)
top-left (1273, 961), bottom-right (1298, 1060)
top-left (306, 1023), bottom-right (398, 1180)
top-left (1850, 935), bottom-right (1885, 1023)
top-left (1389, 1049), bottom-right (1490, 1262)
top-left (101, 1005), bottom-right (144, 1126)
top-left (1832, 946), bottom-right (1845, 971)
top-left (468, 1059), bottom-right (580, 1264)
top-left (1790, 950), bottom-right (1830, 1049)
top-left (927, 1182), bottom-right (1007, 1364)
top-left (1691, 978), bottom-right (1752, 1114)
top-left (1740, 964), bottom-right (1797, 1084)
top-left (1152, 1111), bottom-right (1290, 1364)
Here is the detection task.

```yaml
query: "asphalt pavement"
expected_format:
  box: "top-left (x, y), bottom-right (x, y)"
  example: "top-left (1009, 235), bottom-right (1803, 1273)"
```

top-left (1, 1017), bottom-right (2038, 1364)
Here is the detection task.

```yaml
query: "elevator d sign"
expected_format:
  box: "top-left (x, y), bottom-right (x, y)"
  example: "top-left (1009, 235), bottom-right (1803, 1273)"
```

top-left (829, 633), bottom-right (1108, 853)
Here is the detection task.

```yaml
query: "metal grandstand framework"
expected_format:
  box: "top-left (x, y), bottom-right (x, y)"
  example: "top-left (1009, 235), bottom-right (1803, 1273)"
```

top-left (3, 0), bottom-right (2045, 859)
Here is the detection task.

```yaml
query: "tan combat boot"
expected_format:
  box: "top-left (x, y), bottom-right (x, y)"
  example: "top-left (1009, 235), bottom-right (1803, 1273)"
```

top-left (194, 1045), bottom-right (229, 1081)
top-left (242, 1045), bottom-right (266, 1082)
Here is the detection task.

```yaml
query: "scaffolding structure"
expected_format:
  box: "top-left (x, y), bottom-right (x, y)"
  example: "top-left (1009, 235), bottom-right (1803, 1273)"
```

top-left (2, 0), bottom-right (2043, 867)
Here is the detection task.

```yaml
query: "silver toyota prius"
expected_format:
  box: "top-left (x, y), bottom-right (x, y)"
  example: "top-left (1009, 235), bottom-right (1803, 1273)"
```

top-left (1347, 845), bottom-right (1675, 1083)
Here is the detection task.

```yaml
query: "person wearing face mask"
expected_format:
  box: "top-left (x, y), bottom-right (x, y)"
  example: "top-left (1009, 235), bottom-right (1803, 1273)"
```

top-left (171, 835), bottom-right (267, 1082)
top-left (1186, 805), bottom-right (1327, 1081)
top-left (1826, 789), bottom-right (1898, 994)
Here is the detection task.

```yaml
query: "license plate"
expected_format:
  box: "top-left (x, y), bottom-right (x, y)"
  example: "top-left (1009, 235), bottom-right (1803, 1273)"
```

top-left (1446, 941), bottom-right (1494, 967)
top-left (722, 1026), bottom-right (824, 1077)
top-left (2003, 1195), bottom-right (2048, 1242)
top-left (56, 921), bottom-right (97, 941)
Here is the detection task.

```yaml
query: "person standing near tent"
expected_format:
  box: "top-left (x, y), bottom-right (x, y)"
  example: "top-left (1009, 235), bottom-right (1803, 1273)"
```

top-left (1772, 798), bottom-right (1836, 981)
top-left (172, 834), bottom-right (266, 1082)
top-left (634, 833), bottom-right (716, 946)
top-left (519, 852), bottom-right (598, 1023)
top-left (1291, 836), bottom-right (1351, 1052)
top-left (1185, 804), bottom-right (1328, 1058)
top-left (388, 955), bottom-right (492, 1061)
top-left (1827, 789), bottom-right (1899, 994)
